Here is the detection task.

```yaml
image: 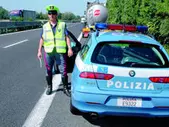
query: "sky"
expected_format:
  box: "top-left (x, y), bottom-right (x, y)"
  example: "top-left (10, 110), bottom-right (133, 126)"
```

top-left (0, 0), bottom-right (107, 16)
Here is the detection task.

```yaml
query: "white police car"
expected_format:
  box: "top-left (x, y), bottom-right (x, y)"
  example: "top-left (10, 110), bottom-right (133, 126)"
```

top-left (70, 23), bottom-right (169, 117)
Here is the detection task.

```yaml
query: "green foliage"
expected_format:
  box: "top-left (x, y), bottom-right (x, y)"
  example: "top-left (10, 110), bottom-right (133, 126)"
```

top-left (164, 44), bottom-right (169, 55)
top-left (61, 12), bottom-right (76, 20)
top-left (59, 12), bottom-right (80, 22)
top-left (58, 13), bottom-right (62, 19)
top-left (156, 0), bottom-right (169, 17)
top-left (106, 0), bottom-right (169, 45)
top-left (27, 18), bottom-right (33, 21)
top-left (10, 16), bottom-right (23, 21)
top-left (160, 19), bottom-right (169, 37)
top-left (36, 12), bottom-right (48, 19)
top-left (0, 6), bottom-right (9, 19)
top-left (107, 0), bottom-right (122, 23)
top-left (35, 11), bottom-right (80, 21)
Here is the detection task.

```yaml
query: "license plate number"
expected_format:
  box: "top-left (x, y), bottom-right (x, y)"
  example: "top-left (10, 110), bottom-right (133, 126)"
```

top-left (117, 97), bottom-right (142, 107)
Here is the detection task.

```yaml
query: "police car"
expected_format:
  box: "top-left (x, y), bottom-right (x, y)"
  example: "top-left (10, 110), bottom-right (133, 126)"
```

top-left (70, 23), bottom-right (169, 117)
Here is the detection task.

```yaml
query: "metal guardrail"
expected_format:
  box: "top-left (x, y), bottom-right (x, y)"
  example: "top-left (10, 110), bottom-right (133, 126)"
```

top-left (0, 20), bottom-right (80, 34)
top-left (0, 21), bottom-right (43, 34)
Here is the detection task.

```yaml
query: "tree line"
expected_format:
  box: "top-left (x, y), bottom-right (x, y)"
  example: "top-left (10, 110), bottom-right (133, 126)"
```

top-left (106, 0), bottom-right (169, 44)
top-left (0, 6), bottom-right (81, 21)
top-left (36, 12), bottom-right (81, 22)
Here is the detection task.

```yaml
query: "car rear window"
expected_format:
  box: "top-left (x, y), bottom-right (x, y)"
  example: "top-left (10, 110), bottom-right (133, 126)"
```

top-left (91, 42), bottom-right (169, 68)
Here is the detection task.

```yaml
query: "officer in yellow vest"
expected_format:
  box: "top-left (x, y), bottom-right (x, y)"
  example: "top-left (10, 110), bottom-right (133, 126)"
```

top-left (37, 5), bottom-right (73, 96)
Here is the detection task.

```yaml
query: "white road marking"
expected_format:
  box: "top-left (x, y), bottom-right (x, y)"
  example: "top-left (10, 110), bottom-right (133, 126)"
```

top-left (22, 32), bottom-right (82, 127)
top-left (3, 39), bottom-right (29, 48)
top-left (22, 74), bottom-right (61, 127)
top-left (78, 32), bottom-right (82, 41)
top-left (0, 28), bottom-right (41, 37)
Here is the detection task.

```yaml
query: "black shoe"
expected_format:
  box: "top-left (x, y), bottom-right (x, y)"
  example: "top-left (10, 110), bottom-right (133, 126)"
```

top-left (46, 85), bottom-right (52, 95)
top-left (63, 87), bottom-right (71, 97)
top-left (46, 76), bottom-right (53, 95)
top-left (62, 76), bottom-right (70, 97)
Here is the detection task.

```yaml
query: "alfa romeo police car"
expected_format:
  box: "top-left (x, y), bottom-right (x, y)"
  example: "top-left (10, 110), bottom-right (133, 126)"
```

top-left (70, 23), bottom-right (169, 117)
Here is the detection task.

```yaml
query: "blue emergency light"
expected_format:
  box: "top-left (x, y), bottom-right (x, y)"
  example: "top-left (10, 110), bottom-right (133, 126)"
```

top-left (95, 23), bottom-right (148, 33)
top-left (95, 23), bottom-right (107, 29)
top-left (136, 25), bottom-right (148, 33)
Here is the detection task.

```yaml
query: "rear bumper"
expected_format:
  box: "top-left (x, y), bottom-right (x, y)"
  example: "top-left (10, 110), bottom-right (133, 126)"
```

top-left (71, 90), bottom-right (169, 117)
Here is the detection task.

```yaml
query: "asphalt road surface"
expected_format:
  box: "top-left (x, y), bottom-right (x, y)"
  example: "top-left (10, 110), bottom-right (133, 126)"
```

top-left (0, 23), bottom-right (169, 127)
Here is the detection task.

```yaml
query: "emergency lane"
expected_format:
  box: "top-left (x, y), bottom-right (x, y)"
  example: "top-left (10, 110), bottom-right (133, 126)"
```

top-left (0, 23), bottom-right (168, 127)
top-left (0, 27), bottom-right (48, 127)
top-left (3, 39), bottom-right (29, 48)
top-left (0, 23), bottom-right (82, 127)
top-left (0, 28), bottom-right (41, 48)
top-left (0, 23), bottom-right (79, 48)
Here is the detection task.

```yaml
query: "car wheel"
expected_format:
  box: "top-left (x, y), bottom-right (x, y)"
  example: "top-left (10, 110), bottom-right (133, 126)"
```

top-left (70, 98), bottom-right (81, 115)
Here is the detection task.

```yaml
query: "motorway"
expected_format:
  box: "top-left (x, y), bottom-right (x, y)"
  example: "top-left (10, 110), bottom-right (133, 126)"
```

top-left (0, 23), bottom-right (169, 127)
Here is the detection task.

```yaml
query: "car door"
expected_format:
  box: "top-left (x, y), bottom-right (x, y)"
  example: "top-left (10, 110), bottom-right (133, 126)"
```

top-left (67, 30), bottom-right (81, 73)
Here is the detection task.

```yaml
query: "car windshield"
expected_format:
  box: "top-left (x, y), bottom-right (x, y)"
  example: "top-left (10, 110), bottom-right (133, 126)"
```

top-left (92, 42), bottom-right (169, 68)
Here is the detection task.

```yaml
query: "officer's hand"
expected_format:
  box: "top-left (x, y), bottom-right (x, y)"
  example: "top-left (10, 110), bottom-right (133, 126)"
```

top-left (68, 48), bottom-right (73, 57)
top-left (37, 51), bottom-right (42, 59)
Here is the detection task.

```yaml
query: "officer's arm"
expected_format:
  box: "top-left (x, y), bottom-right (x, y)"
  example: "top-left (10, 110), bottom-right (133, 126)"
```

top-left (38, 38), bottom-right (43, 53)
top-left (66, 36), bottom-right (72, 49)
top-left (38, 29), bottom-right (44, 53)
top-left (65, 26), bottom-right (72, 49)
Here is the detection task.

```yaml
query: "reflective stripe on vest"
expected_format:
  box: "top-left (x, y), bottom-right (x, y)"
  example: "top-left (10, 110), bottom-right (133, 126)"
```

top-left (42, 21), bottom-right (67, 53)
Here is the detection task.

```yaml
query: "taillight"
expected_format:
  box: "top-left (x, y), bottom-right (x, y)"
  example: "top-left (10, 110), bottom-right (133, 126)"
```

top-left (80, 72), bottom-right (113, 80)
top-left (149, 77), bottom-right (169, 83)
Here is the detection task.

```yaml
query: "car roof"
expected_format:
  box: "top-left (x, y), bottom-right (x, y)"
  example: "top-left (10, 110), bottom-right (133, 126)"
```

top-left (92, 31), bottom-right (160, 46)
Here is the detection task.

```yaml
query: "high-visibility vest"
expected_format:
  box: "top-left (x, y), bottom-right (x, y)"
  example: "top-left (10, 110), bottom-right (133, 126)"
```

top-left (42, 21), bottom-right (67, 53)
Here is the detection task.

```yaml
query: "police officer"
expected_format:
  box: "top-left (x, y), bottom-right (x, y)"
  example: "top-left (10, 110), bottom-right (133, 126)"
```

top-left (37, 5), bottom-right (73, 96)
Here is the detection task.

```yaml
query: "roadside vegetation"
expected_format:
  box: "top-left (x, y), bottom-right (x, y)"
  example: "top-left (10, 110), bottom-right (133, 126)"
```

top-left (106, 0), bottom-right (169, 54)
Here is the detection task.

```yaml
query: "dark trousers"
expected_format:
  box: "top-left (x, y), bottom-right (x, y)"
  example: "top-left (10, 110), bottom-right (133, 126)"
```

top-left (44, 52), bottom-right (67, 78)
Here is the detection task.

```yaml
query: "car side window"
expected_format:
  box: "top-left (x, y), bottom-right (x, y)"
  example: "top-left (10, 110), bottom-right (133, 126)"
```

top-left (79, 37), bottom-right (92, 61)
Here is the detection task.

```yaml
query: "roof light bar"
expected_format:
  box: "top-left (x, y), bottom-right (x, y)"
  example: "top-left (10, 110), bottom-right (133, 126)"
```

top-left (95, 23), bottom-right (148, 33)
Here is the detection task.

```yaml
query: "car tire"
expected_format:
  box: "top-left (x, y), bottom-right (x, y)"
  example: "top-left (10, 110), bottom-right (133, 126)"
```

top-left (70, 98), bottom-right (81, 115)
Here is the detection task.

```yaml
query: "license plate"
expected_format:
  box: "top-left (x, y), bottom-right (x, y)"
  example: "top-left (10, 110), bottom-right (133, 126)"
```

top-left (117, 97), bottom-right (142, 107)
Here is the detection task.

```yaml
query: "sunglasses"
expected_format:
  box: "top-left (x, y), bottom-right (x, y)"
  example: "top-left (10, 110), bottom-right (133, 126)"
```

top-left (48, 11), bottom-right (57, 15)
